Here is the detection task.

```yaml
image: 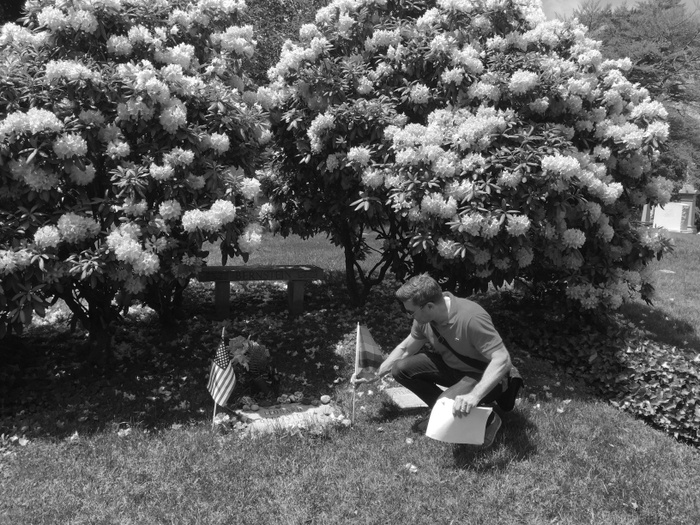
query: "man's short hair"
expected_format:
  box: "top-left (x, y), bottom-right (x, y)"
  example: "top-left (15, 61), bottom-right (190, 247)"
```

top-left (396, 273), bottom-right (443, 306)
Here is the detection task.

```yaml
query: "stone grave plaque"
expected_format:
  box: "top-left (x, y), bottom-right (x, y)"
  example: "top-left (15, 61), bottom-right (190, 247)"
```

top-left (385, 387), bottom-right (428, 409)
top-left (235, 403), bottom-right (342, 435)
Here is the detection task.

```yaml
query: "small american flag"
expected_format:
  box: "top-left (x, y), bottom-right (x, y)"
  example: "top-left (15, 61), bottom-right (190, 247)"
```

top-left (207, 328), bottom-right (236, 406)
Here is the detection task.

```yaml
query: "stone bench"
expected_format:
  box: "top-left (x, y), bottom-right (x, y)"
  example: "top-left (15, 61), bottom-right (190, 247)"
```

top-left (197, 265), bottom-right (324, 319)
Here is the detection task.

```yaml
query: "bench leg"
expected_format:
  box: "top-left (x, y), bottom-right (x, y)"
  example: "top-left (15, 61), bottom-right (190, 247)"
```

top-left (287, 280), bottom-right (306, 317)
top-left (214, 281), bottom-right (230, 319)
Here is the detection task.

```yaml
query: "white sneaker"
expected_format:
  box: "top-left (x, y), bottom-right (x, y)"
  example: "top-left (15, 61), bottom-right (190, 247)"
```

top-left (482, 412), bottom-right (502, 448)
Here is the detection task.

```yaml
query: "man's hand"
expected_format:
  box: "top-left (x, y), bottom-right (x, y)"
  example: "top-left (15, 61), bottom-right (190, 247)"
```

top-left (350, 372), bottom-right (379, 385)
top-left (377, 360), bottom-right (393, 378)
top-left (452, 392), bottom-right (480, 415)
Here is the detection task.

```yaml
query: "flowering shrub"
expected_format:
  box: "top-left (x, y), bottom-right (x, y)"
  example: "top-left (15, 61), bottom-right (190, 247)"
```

top-left (260, 0), bottom-right (673, 308)
top-left (0, 0), bottom-right (268, 358)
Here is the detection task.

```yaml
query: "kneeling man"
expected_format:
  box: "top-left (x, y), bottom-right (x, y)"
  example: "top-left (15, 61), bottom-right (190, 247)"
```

top-left (378, 273), bottom-right (521, 447)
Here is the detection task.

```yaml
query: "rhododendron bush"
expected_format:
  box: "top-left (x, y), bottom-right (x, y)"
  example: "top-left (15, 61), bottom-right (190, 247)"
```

top-left (260, 0), bottom-right (674, 307)
top-left (0, 0), bottom-right (268, 357)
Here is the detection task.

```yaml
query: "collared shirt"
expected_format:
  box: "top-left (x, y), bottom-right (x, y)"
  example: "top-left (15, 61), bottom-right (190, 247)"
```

top-left (410, 292), bottom-right (504, 374)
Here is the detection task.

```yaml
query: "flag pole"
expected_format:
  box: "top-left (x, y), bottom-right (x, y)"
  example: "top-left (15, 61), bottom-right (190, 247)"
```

top-left (352, 322), bottom-right (360, 425)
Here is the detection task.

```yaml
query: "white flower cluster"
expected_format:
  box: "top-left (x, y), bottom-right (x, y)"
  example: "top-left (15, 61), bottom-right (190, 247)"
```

top-left (0, 249), bottom-right (34, 276)
top-left (508, 69), bottom-right (539, 95)
top-left (154, 43), bottom-right (196, 69)
top-left (307, 113), bottom-right (335, 153)
top-left (0, 23), bottom-right (48, 47)
top-left (561, 228), bottom-right (586, 249)
top-left (347, 146), bottom-right (372, 166)
top-left (45, 60), bottom-right (101, 84)
top-left (57, 213), bottom-right (101, 244)
top-left (106, 223), bottom-right (159, 276)
top-left (158, 200), bottom-right (183, 221)
top-left (267, 37), bottom-right (329, 79)
top-left (420, 194), bottom-right (457, 219)
top-left (9, 158), bottom-right (60, 192)
top-left (239, 177), bottom-right (261, 200)
top-left (53, 133), bottom-right (88, 159)
top-left (36, 6), bottom-right (99, 34)
top-left (181, 199), bottom-right (236, 233)
top-left (159, 98), bottom-right (188, 134)
top-left (34, 225), bottom-right (62, 249)
top-left (211, 26), bottom-right (256, 58)
top-left (207, 133), bottom-right (230, 154)
top-left (0, 108), bottom-right (64, 144)
top-left (238, 222), bottom-right (263, 254)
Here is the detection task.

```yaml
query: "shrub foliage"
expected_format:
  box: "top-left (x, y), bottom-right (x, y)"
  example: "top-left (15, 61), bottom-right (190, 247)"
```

top-left (0, 0), bottom-right (268, 360)
top-left (260, 0), bottom-right (674, 306)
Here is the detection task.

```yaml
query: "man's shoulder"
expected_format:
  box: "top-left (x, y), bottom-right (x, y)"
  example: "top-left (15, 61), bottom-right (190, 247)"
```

top-left (450, 294), bottom-right (487, 315)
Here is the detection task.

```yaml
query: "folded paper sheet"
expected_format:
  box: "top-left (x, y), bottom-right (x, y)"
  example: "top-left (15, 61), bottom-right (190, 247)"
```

top-left (425, 398), bottom-right (492, 444)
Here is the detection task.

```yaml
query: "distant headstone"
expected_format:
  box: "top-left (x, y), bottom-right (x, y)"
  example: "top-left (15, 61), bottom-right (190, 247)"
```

top-left (653, 202), bottom-right (689, 232)
top-left (235, 403), bottom-right (342, 436)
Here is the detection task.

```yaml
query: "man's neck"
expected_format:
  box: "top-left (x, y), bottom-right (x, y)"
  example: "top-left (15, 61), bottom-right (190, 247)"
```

top-left (432, 294), bottom-right (450, 325)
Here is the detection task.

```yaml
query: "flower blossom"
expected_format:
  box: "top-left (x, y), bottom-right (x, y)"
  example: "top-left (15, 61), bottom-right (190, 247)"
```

top-left (506, 215), bottom-right (531, 236)
top-left (159, 98), bottom-right (188, 134)
top-left (0, 249), bottom-right (34, 276)
top-left (562, 228), bottom-right (586, 249)
top-left (34, 225), bottom-right (62, 249)
top-left (508, 70), bottom-right (539, 95)
top-left (240, 178), bottom-right (261, 200)
top-left (361, 168), bottom-right (384, 189)
top-left (106, 35), bottom-right (133, 56)
top-left (541, 154), bottom-right (581, 179)
top-left (307, 113), bottom-right (335, 153)
top-left (347, 146), bottom-right (372, 166)
top-left (0, 108), bottom-right (64, 143)
top-left (409, 84), bottom-right (430, 104)
top-left (437, 239), bottom-right (460, 259)
top-left (208, 133), bottom-right (230, 154)
top-left (421, 194), bottom-right (457, 219)
top-left (68, 165), bottom-right (96, 185)
top-left (53, 133), bottom-right (88, 159)
top-left (57, 213), bottom-right (100, 244)
top-left (238, 223), bottom-right (263, 254)
top-left (9, 158), bottom-right (60, 191)
top-left (163, 147), bottom-right (194, 166)
top-left (159, 200), bottom-right (182, 220)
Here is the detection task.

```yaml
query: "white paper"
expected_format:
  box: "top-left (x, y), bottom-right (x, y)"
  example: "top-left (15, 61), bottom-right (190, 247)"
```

top-left (425, 398), bottom-right (492, 444)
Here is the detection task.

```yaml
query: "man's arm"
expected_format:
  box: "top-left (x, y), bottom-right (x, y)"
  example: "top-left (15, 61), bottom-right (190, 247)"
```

top-left (376, 333), bottom-right (424, 377)
top-left (350, 333), bottom-right (425, 384)
top-left (442, 345), bottom-right (512, 414)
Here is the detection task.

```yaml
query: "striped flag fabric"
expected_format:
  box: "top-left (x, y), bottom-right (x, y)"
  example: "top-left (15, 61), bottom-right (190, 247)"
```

top-left (354, 323), bottom-right (383, 381)
top-left (207, 329), bottom-right (236, 406)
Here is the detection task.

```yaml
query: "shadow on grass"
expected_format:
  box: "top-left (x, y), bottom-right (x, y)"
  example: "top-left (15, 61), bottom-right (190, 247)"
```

top-left (450, 410), bottom-right (538, 471)
top-left (371, 396), bottom-right (538, 470)
top-left (619, 302), bottom-right (700, 356)
top-left (0, 275), bottom-right (395, 441)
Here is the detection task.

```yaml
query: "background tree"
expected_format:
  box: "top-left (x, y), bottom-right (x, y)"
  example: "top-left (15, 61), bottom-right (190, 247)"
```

top-left (0, 0), bottom-right (268, 363)
top-left (261, 0), bottom-right (674, 310)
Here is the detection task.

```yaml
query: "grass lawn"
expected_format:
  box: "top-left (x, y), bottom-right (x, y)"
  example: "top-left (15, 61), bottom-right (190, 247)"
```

top-left (1, 232), bottom-right (699, 524)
